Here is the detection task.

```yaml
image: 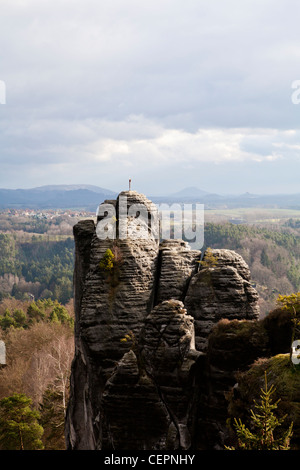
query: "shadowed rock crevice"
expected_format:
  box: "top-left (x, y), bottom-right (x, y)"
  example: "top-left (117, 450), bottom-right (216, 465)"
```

top-left (155, 240), bottom-right (201, 306)
top-left (100, 300), bottom-right (202, 450)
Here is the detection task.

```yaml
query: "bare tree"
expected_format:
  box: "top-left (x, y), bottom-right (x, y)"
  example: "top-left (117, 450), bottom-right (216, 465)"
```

top-left (46, 335), bottom-right (74, 416)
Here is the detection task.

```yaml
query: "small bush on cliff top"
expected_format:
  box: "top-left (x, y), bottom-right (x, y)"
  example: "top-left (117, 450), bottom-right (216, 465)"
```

top-left (99, 249), bottom-right (115, 272)
top-left (199, 247), bottom-right (218, 268)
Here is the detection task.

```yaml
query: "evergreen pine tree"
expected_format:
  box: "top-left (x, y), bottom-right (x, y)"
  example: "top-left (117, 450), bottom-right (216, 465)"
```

top-left (227, 372), bottom-right (293, 450)
top-left (0, 394), bottom-right (44, 450)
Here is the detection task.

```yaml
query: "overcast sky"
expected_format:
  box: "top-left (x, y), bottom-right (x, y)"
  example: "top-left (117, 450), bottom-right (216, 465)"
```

top-left (1, 0), bottom-right (300, 196)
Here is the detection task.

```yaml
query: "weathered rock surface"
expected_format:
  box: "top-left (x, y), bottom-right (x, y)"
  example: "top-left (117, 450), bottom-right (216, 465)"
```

top-left (139, 301), bottom-right (203, 450)
top-left (101, 300), bottom-right (203, 450)
top-left (66, 192), bottom-right (159, 449)
top-left (185, 249), bottom-right (260, 352)
top-left (155, 240), bottom-right (200, 304)
top-left (66, 190), bottom-right (296, 451)
top-left (101, 349), bottom-right (170, 450)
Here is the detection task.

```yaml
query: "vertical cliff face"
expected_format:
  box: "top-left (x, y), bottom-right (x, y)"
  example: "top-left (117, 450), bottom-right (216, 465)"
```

top-left (101, 300), bottom-right (202, 450)
top-left (65, 191), bottom-right (261, 450)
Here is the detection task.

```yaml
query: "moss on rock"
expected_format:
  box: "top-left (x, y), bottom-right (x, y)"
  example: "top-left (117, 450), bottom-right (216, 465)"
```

top-left (207, 319), bottom-right (270, 371)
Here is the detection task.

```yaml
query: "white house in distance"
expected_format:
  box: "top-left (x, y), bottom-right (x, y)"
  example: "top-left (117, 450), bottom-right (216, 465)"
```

top-left (291, 340), bottom-right (300, 365)
top-left (0, 340), bottom-right (5, 366)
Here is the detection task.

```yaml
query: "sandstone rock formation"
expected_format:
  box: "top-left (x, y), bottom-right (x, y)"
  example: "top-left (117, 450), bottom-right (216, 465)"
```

top-left (185, 249), bottom-right (260, 352)
top-left (101, 300), bottom-right (202, 450)
top-left (65, 190), bottom-right (285, 450)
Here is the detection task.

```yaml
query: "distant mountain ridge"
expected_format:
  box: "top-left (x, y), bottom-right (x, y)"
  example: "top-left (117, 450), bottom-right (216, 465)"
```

top-left (1, 184), bottom-right (300, 210)
top-left (31, 184), bottom-right (117, 194)
top-left (151, 187), bottom-right (300, 209)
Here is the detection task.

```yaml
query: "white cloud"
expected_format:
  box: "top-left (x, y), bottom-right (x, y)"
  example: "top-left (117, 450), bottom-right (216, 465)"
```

top-left (0, 113), bottom-right (295, 170)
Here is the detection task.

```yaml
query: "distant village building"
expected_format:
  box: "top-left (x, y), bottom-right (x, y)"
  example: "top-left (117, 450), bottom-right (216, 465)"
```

top-left (229, 218), bottom-right (246, 225)
top-left (0, 340), bottom-right (6, 367)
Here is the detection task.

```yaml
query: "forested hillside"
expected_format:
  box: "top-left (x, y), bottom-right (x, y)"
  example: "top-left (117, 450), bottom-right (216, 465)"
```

top-left (0, 234), bottom-right (74, 304)
top-left (0, 209), bottom-right (93, 304)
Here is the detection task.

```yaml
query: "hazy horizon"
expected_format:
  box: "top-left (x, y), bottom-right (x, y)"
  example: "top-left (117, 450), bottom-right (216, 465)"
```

top-left (1, 182), bottom-right (300, 199)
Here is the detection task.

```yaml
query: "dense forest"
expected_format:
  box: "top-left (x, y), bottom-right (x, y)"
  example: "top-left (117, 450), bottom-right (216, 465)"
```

top-left (0, 234), bottom-right (74, 304)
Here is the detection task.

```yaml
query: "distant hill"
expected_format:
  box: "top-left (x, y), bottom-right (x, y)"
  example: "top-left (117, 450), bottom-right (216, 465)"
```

top-left (150, 186), bottom-right (222, 205)
top-left (0, 185), bottom-right (118, 210)
top-left (31, 184), bottom-right (117, 195)
top-left (169, 186), bottom-right (212, 198)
